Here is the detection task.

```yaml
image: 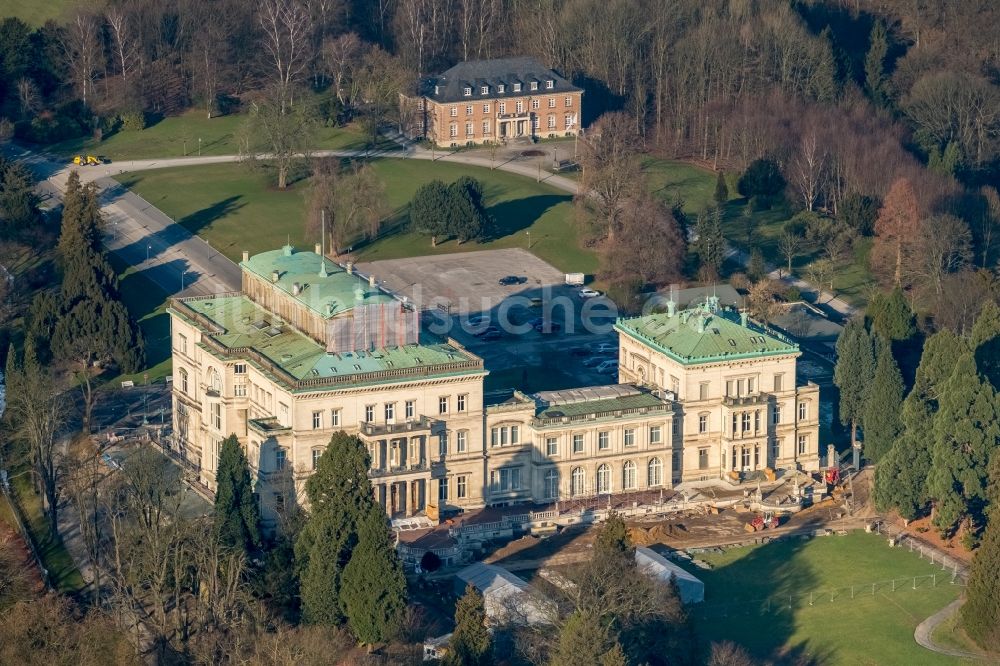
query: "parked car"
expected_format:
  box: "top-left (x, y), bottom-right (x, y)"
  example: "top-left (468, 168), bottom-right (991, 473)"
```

top-left (590, 342), bottom-right (618, 354)
top-left (582, 355), bottom-right (611, 368)
top-left (475, 325), bottom-right (501, 338)
top-left (595, 359), bottom-right (619, 374)
top-left (480, 329), bottom-right (502, 341)
top-left (579, 288), bottom-right (603, 298)
top-left (100, 452), bottom-right (122, 470)
top-left (464, 315), bottom-right (490, 328)
top-left (499, 275), bottom-right (527, 286)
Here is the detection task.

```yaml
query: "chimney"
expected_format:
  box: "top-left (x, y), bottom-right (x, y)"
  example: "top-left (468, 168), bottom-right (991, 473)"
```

top-left (697, 314), bottom-right (706, 334)
top-left (740, 310), bottom-right (749, 327)
top-left (346, 262), bottom-right (353, 275)
top-left (271, 270), bottom-right (279, 283)
top-left (369, 274), bottom-right (376, 288)
top-left (282, 244), bottom-right (293, 257)
top-left (242, 250), bottom-right (249, 262)
top-left (292, 282), bottom-right (301, 296)
top-left (314, 243), bottom-right (321, 255)
top-left (666, 299), bottom-right (676, 317)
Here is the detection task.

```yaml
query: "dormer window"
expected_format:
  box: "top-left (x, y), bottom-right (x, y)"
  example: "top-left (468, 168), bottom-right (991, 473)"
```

top-left (546, 79), bottom-right (554, 89)
top-left (513, 83), bottom-right (521, 92)
top-left (498, 84), bottom-right (505, 93)
top-left (463, 86), bottom-right (472, 96)
top-left (530, 81), bottom-right (538, 91)
top-left (434, 85), bottom-right (440, 95)
top-left (480, 85), bottom-right (489, 95)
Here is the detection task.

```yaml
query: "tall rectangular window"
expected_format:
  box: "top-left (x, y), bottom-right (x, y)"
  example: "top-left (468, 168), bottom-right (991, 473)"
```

top-left (312, 449), bottom-right (321, 470)
top-left (275, 448), bottom-right (286, 471)
top-left (450, 106), bottom-right (458, 117)
top-left (742, 412), bottom-right (752, 432)
top-left (565, 96), bottom-right (572, 106)
top-left (699, 382), bottom-right (709, 400)
top-left (439, 433), bottom-right (448, 457)
top-left (457, 430), bottom-right (467, 453)
top-left (499, 102), bottom-right (506, 114)
top-left (465, 104), bottom-right (473, 114)
top-left (624, 429), bottom-right (635, 447)
top-left (649, 426), bottom-right (662, 444)
top-left (212, 403), bottom-right (221, 430)
top-left (516, 100), bottom-right (524, 113)
top-left (457, 475), bottom-right (467, 499)
top-left (483, 103), bottom-right (490, 113)
top-left (312, 411), bottom-right (321, 429)
top-left (799, 402), bottom-right (808, 420)
top-left (439, 396), bottom-right (448, 414)
top-left (365, 404), bottom-right (374, 422)
top-left (176, 333), bottom-right (187, 354)
top-left (439, 477), bottom-right (449, 500)
top-left (331, 409), bottom-right (341, 426)
top-left (798, 435), bottom-right (808, 455)
top-left (598, 431), bottom-right (610, 450)
top-left (773, 405), bottom-right (782, 425)
top-left (531, 98), bottom-right (539, 109)
top-left (234, 363), bottom-right (246, 375)
top-left (384, 403), bottom-right (395, 422)
top-left (457, 394), bottom-right (467, 412)
top-left (774, 374), bottom-right (784, 391)
top-left (572, 434), bottom-right (584, 453)
top-left (698, 447), bottom-right (709, 470)
top-left (699, 414), bottom-right (708, 434)
top-left (405, 400), bottom-right (415, 419)
top-left (510, 425), bottom-right (519, 444)
top-left (546, 437), bottom-right (558, 456)
top-left (465, 121), bottom-right (473, 136)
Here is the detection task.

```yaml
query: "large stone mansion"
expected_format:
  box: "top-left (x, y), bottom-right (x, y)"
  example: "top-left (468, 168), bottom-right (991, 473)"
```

top-left (400, 56), bottom-right (583, 147)
top-left (168, 246), bottom-right (819, 526)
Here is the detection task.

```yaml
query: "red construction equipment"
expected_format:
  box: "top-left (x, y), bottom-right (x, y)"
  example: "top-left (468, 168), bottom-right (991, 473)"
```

top-left (745, 512), bottom-right (781, 532)
top-left (825, 467), bottom-right (840, 486)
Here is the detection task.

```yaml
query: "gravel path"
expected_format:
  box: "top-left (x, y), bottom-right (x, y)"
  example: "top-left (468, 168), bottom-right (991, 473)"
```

top-left (913, 598), bottom-right (989, 661)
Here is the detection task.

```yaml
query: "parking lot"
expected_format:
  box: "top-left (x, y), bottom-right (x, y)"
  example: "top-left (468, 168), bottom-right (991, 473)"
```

top-left (357, 249), bottom-right (623, 394)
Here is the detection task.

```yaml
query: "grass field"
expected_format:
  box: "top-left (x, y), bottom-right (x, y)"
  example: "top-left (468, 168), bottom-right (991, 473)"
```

top-left (683, 531), bottom-right (966, 665)
top-left (116, 158), bottom-right (597, 273)
top-left (0, 0), bottom-right (80, 26)
top-left (50, 109), bottom-right (382, 161)
top-left (107, 254), bottom-right (173, 385)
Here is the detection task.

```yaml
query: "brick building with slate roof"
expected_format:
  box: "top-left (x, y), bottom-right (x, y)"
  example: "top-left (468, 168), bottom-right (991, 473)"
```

top-left (400, 56), bottom-right (583, 146)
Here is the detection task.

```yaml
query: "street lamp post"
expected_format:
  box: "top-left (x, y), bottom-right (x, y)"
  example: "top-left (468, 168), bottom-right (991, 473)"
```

top-left (526, 231), bottom-right (531, 249)
top-left (180, 270), bottom-right (187, 291)
top-left (198, 137), bottom-right (202, 156)
top-left (146, 244), bottom-right (151, 263)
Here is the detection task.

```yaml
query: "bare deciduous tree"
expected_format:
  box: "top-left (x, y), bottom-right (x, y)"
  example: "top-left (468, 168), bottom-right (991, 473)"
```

top-left (61, 12), bottom-right (101, 107)
top-left (239, 99), bottom-right (317, 189)
top-left (258, 0), bottom-right (312, 113)
top-left (107, 7), bottom-right (140, 101)
top-left (578, 111), bottom-right (642, 241)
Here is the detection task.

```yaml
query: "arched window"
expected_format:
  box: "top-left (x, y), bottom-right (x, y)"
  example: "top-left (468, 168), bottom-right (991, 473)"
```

top-left (648, 458), bottom-right (662, 487)
top-left (571, 467), bottom-right (585, 497)
top-left (622, 460), bottom-right (637, 490)
top-left (179, 368), bottom-right (188, 394)
top-left (544, 469), bottom-right (558, 500)
top-left (597, 464), bottom-right (611, 494)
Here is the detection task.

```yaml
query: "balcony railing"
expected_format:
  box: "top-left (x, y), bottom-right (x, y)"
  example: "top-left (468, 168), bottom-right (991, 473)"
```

top-left (360, 417), bottom-right (434, 437)
top-left (370, 462), bottom-right (430, 477)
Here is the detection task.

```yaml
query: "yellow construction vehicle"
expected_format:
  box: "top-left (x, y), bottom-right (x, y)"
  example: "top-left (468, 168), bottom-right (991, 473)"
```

top-left (71, 155), bottom-right (101, 166)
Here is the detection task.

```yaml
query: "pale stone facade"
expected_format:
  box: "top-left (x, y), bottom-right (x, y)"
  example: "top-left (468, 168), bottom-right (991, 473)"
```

top-left (169, 250), bottom-right (820, 526)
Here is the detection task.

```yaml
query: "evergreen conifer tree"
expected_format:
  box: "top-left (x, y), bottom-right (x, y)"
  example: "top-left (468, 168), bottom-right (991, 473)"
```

top-left (550, 610), bottom-right (619, 666)
top-left (594, 511), bottom-right (633, 565)
top-left (834, 319), bottom-right (875, 448)
top-left (875, 331), bottom-right (966, 519)
top-left (959, 454), bottom-right (1000, 648)
top-left (713, 171), bottom-right (728, 204)
top-left (340, 503), bottom-right (407, 644)
top-left (213, 434), bottom-right (261, 553)
top-left (971, 300), bottom-right (1000, 387)
top-left (928, 354), bottom-right (1000, 533)
top-left (867, 288), bottom-right (915, 341)
top-left (693, 207), bottom-right (725, 281)
top-left (296, 431), bottom-right (372, 625)
top-left (445, 585), bottom-right (492, 666)
top-left (864, 20), bottom-right (889, 105)
top-left (862, 339), bottom-right (904, 461)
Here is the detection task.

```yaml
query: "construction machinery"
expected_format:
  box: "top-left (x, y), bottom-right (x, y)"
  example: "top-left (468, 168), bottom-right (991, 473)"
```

top-left (72, 155), bottom-right (104, 166)
top-left (744, 512), bottom-right (781, 532)
top-left (825, 467), bottom-right (841, 486)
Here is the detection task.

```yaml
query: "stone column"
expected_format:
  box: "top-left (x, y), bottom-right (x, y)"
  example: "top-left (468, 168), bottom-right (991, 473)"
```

top-left (405, 481), bottom-right (414, 517)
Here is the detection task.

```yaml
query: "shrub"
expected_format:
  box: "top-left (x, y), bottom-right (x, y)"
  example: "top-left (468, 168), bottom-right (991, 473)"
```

top-left (737, 158), bottom-right (786, 199)
top-left (119, 110), bottom-right (146, 131)
top-left (784, 286), bottom-right (802, 302)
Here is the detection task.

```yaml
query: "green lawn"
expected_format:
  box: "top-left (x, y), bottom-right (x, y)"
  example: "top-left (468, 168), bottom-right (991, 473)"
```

top-left (49, 109), bottom-right (384, 161)
top-left (107, 254), bottom-right (173, 385)
top-left (642, 158), bottom-right (718, 215)
top-left (116, 158), bottom-right (597, 273)
top-left (683, 531), bottom-right (966, 665)
top-left (0, 0), bottom-right (79, 26)
top-left (7, 474), bottom-right (86, 594)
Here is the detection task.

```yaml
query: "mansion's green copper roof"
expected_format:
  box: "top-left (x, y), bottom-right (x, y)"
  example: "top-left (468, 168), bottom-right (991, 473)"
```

top-left (615, 305), bottom-right (798, 365)
top-left (241, 246), bottom-right (395, 319)
top-left (170, 294), bottom-right (483, 390)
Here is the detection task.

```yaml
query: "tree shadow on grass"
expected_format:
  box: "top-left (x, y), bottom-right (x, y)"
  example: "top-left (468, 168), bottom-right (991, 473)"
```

top-left (485, 194), bottom-right (572, 241)
top-left (685, 534), bottom-right (832, 665)
top-left (177, 195), bottom-right (244, 235)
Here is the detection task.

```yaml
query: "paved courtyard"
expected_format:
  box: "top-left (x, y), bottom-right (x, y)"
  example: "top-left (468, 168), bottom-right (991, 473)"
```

top-left (356, 248), bottom-right (569, 314)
